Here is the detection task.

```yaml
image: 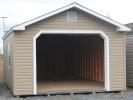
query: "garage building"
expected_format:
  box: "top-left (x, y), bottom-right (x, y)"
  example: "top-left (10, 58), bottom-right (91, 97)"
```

top-left (3, 3), bottom-right (130, 96)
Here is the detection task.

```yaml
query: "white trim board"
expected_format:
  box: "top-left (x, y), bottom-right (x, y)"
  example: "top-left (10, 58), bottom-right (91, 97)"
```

top-left (4, 2), bottom-right (130, 39)
top-left (33, 30), bottom-right (110, 95)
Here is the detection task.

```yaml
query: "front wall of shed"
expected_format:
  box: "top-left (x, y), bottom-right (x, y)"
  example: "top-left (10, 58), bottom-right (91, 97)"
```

top-left (14, 9), bottom-right (125, 95)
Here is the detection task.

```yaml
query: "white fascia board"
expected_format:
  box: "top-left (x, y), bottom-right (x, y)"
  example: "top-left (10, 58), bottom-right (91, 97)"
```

top-left (14, 26), bottom-right (25, 30)
top-left (116, 27), bottom-right (131, 32)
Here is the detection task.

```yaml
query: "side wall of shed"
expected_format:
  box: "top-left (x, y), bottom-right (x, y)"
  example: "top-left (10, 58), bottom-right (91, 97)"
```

top-left (3, 33), bottom-right (15, 94)
top-left (126, 33), bottom-right (133, 87)
top-left (13, 9), bottom-right (126, 95)
top-left (0, 54), bottom-right (3, 81)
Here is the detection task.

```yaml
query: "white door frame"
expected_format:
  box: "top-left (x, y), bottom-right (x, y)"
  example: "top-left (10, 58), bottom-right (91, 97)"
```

top-left (33, 30), bottom-right (110, 94)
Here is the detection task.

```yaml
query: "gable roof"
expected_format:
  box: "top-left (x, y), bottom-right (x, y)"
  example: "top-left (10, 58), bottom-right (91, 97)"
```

top-left (3, 2), bottom-right (130, 39)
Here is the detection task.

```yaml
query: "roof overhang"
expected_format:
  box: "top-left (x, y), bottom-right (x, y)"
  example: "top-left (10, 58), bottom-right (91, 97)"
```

top-left (3, 2), bottom-right (131, 39)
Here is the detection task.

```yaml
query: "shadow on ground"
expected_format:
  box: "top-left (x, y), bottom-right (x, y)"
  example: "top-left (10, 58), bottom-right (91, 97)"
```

top-left (0, 82), bottom-right (133, 100)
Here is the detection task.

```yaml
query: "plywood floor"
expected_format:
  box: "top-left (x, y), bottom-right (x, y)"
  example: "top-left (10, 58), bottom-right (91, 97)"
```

top-left (37, 79), bottom-right (104, 93)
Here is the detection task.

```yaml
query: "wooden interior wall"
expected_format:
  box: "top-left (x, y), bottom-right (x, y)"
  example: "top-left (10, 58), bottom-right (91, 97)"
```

top-left (79, 36), bottom-right (104, 82)
top-left (37, 34), bottom-right (104, 82)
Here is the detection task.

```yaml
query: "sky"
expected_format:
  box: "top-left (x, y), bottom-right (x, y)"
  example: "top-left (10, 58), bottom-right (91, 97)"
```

top-left (0, 0), bottom-right (133, 51)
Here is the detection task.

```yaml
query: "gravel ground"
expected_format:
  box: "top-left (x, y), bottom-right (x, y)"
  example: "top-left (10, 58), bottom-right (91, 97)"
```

top-left (0, 82), bottom-right (133, 100)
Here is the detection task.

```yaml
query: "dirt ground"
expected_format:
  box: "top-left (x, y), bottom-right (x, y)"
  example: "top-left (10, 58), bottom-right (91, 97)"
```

top-left (0, 81), bottom-right (133, 100)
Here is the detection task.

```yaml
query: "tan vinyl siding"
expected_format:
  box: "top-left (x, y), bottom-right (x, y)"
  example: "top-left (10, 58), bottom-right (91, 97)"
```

top-left (126, 34), bottom-right (133, 87)
top-left (13, 9), bottom-right (125, 95)
top-left (3, 33), bottom-right (14, 94)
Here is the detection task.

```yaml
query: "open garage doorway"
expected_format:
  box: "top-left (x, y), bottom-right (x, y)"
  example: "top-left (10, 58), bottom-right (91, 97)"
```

top-left (36, 33), bottom-right (106, 93)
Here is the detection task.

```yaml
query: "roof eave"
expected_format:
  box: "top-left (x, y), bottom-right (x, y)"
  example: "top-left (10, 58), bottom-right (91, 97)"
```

top-left (116, 27), bottom-right (131, 32)
top-left (2, 26), bottom-right (25, 40)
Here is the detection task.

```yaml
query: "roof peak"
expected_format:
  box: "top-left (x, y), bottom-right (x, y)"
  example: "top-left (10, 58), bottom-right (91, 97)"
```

top-left (3, 2), bottom-right (130, 39)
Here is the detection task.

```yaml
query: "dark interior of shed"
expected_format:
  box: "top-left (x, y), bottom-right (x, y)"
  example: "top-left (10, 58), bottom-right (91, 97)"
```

top-left (36, 34), bottom-right (104, 92)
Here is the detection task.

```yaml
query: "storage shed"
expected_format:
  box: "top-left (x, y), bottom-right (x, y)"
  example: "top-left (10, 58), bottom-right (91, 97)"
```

top-left (125, 23), bottom-right (133, 87)
top-left (3, 3), bottom-right (130, 96)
